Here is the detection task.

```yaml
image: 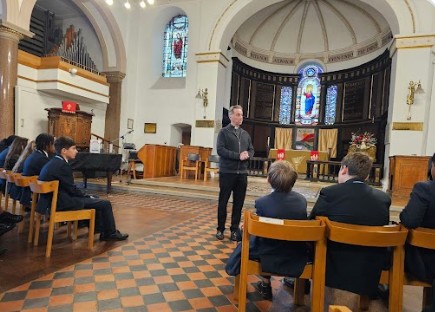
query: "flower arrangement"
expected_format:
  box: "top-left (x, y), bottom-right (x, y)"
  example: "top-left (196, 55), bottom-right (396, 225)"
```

top-left (349, 131), bottom-right (377, 150)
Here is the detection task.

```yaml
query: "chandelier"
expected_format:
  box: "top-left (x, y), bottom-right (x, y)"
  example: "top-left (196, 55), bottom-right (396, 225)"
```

top-left (105, 0), bottom-right (155, 9)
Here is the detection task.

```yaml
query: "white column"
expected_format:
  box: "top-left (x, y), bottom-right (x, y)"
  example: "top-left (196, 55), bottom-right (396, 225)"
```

top-left (191, 51), bottom-right (230, 148)
top-left (385, 34), bottom-right (435, 157)
top-left (382, 34), bottom-right (435, 188)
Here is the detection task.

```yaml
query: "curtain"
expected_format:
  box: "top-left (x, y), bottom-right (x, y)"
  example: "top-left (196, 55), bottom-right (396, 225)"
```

top-left (274, 128), bottom-right (292, 150)
top-left (319, 129), bottom-right (338, 158)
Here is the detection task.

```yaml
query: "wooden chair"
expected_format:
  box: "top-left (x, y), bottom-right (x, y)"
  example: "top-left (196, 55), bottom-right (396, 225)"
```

top-left (234, 211), bottom-right (326, 312)
top-left (0, 168), bottom-right (3, 208)
top-left (402, 227), bottom-right (435, 308)
top-left (4, 172), bottom-right (21, 215)
top-left (203, 155), bottom-right (219, 181)
top-left (329, 306), bottom-right (352, 312)
top-left (14, 175), bottom-right (38, 238)
top-left (29, 180), bottom-right (96, 258)
top-left (179, 153), bottom-right (201, 180)
top-left (0, 169), bottom-right (10, 211)
top-left (321, 218), bottom-right (408, 312)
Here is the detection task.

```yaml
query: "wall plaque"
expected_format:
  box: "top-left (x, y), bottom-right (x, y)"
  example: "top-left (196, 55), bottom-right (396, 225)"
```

top-left (144, 123), bottom-right (157, 133)
top-left (196, 120), bottom-right (215, 128)
top-left (392, 122), bottom-right (423, 131)
top-left (343, 79), bottom-right (366, 121)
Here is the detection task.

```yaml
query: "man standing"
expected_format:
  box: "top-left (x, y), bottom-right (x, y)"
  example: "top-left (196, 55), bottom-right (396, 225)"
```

top-left (216, 105), bottom-right (254, 241)
top-left (309, 152), bottom-right (390, 298)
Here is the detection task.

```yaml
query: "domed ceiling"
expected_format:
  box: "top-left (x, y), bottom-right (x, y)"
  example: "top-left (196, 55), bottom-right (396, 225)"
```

top-left (232, 0), bottom-right (392, 66)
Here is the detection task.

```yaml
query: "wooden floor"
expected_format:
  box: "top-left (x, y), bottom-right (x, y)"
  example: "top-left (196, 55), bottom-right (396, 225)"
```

top-left (0, 175), bottom-right (423, 311)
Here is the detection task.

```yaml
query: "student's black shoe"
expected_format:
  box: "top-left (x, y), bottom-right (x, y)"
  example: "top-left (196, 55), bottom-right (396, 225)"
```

top-left (254, 281), bottom-right (272, 300)
top-left (99, 230), bottom-right (129, 241)
top-left (216, 230), bottom-right (224, 240)
top-left (230, 230), bottom-right (241, 242)
top-left (0, 223), bottom-right (15, 236)
top-left (0, 211), bottom-right (23, 224)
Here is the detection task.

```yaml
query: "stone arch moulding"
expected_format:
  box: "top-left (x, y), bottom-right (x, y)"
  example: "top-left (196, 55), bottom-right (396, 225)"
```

top-left (72, 0), bottom-right (126, 73)
top-left (208, 0), bottom-right (413, 53)
top-left (1, 0), bottom-right (126, 73)
top-left (0, 0), bottom-right (36, 36)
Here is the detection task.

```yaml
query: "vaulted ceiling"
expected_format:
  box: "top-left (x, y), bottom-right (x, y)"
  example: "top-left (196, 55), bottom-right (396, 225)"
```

top-left (233, 0), bottom-right (392, 66)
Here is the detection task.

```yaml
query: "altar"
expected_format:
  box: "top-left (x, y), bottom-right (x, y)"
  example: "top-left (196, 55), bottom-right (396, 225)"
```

top-left (268, 149), bottom-right (328, 174)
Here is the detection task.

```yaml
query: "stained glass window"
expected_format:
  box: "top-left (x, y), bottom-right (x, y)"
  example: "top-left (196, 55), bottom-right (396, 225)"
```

top-left (295, 64), bottom-right (323, 125)
top-left (162, 15), bottom-right (189, 78)
top-left (279, 86), bottom-right (292, 125)
top-left (325, 85), bottom-right (338, 125)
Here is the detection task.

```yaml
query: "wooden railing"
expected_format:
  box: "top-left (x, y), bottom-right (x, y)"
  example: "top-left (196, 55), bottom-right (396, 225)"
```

top-left (247, 157), bottom-right (274, 177)
top-left (306, 160), bottom-right (382, 186)
top-left (90, 133), bottom-right (120, 153)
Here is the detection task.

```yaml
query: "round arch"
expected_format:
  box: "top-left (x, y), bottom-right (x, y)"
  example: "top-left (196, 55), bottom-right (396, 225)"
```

top-left (208, 0), bottom-right (415, 53)
top-left (0, 0), bottom-right (126, 73)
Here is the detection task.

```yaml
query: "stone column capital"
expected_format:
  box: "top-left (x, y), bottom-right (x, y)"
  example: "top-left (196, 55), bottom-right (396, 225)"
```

top-left (103, 71), bottom-right (126, 83)
top-left (0, 25), bottom-right (25, 42)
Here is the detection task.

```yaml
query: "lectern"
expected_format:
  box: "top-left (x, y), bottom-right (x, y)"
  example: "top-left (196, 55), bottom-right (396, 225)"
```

top-left (388, 155), bottom-right (431, 198)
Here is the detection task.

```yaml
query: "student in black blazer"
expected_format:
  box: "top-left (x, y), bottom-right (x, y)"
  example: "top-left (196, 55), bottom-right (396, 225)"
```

top-left (20, 133), bottom-right (55, 207)
top-left (227, 160), bottom-right (308, 300)
top-left (400, 153), bottom-right (435, 312)
top-left (309, 152), bottom-right (390, 297)
top-left (37, 136), bottom-right (128, 241)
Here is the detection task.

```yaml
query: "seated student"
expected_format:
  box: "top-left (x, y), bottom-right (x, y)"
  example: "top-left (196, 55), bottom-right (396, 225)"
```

top-left (20, 133), bottom-right (55, 207)
top-left (8, 140), bottom-right (35, 204)
top-left (226, 160), bottom-right (308, 300)
top-left (0, 137), bottom-right (28, 225)
top-left (37, 136), bottom-right (128, 241)
top-left (0, 135), bottom-right (17, 163)
top-left (400, 153), bottom-right (435, 312)
top-left (309, 152), bottom-right (390, 298)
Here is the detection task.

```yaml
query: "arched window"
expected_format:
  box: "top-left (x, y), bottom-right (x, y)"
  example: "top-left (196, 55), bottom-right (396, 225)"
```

top-left (279, 86), bottom-right (292, 125)
top-left (325, 85), bottom-right (338, 125)
top-left (295, 64), bottom-right (323, 125)
top-left (162, 15), bottom-right (189, 78)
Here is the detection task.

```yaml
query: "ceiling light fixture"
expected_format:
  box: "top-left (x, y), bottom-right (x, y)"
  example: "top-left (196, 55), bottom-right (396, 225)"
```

top-left (105, 0), bottom-right (155, 9)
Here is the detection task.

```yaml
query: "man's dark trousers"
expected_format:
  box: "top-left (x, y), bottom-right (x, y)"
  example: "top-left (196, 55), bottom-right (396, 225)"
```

top-left (217, 173), bottom-right (248, 232)
top-left (81, 197), bottom-right (116, 235)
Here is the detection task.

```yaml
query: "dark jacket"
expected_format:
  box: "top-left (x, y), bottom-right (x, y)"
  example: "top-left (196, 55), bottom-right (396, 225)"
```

top-left (216, 124), bottom-right (254, 174)
top-left (0, 147), bottom-right (9, 193)
top-left (251, 190), bottom-right (309, 276)
top-left (400, 181), bottom-right (435, 282)
top-left (309, 179), bottom-right (391, 296)
top-left (18, 150), bottom-right (51, 206)
top-left (36, 156), bottom-right (85, 214)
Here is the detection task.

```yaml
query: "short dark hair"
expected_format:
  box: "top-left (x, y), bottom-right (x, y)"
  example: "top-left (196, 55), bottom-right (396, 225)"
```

top-left (229, 105), bottom-right (243, 116)
top-left (35, 133), bottom-right (54, 151)
top-left (267, 160), bottom-right (298, 193)
top-left (54, 136), bottom-right (76, 155)
top-left (341, 152), bottom-right (372, 180)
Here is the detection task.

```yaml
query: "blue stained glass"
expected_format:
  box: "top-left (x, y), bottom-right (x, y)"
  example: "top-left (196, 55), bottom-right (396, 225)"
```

top-left (279, 86), bottom-right (292, 125)
top-left (295, 64), bottom-right (323, 125)
top-left (325, 85), bottom-right (338, 125)
top-left (162, 15), bottom-right (189, 78)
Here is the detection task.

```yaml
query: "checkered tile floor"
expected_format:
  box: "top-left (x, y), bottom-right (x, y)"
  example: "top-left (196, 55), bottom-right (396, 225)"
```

top-left (0, 193), bottom-right (293, 312)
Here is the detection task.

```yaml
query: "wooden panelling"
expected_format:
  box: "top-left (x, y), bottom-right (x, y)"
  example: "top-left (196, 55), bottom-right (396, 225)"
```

top-left (137, 145), bottom-right (177, 178)
top-left (388, 155), bottom-right (431, 199)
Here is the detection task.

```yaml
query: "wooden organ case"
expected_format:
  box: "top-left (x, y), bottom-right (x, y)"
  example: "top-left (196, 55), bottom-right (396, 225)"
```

top-left (46, 108), bottom-right (93, 150)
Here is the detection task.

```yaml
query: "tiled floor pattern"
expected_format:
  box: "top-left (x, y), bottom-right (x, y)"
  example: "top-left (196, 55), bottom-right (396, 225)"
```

top-left (0, 191), bottom-right (421, 311)
top-left (0, 193), bottom-right (286, 312)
